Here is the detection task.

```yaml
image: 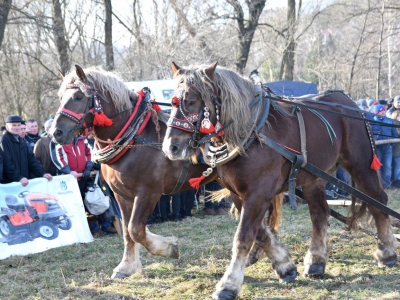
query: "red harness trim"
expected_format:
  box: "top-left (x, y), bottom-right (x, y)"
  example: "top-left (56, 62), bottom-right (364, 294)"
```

top-left (58, 108), bottom-right (89, 122)
top-left (284, 145), bottom-right (301, 154)
top-left (103, 111), bottom-right (151, 165)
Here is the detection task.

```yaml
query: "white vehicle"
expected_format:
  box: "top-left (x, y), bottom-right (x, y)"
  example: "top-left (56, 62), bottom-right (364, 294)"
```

top-left (124, 80), bottom-right (175, 111)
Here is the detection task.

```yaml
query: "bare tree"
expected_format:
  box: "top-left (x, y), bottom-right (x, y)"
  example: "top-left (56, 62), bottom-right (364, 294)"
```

top-left (0, 0), bottom-right (12, 49)
top-left (228, 0), bottom-right (266, 74)
top-left (280, 0), bottom-right (297, 80)
top-left (104, 0), bottom-right (114, 70)
top-left (51, 0), bottom-right (70, 75)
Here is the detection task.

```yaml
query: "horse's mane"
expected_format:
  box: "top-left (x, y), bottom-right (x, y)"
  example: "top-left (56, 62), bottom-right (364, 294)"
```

top-left (59, 66), bottom-right (136, 112)
top-left (175, 65), bottom-right (256, 152)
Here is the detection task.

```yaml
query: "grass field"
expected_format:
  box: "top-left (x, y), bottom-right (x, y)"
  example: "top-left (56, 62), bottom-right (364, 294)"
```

top-left (1, 191), bottom-right (400, 300)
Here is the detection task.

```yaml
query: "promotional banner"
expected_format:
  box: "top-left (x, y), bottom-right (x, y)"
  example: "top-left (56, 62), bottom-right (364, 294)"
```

top-left (0, 175), bottom-right (93, 260)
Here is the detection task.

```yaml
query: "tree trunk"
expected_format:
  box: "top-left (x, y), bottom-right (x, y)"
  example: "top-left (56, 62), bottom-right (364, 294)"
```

top-left (51, 0), bottom-right (70, 75)
top-left (376, 2), bottom-right (385, 100)
top-left (280, 0), bottom-right (296, 80)
top-left (104, 0), bottom-right (114, 71)
top-left (229, 0), bottom-right (266, 74)
top-left (0, 0), bottom-right (12, 50)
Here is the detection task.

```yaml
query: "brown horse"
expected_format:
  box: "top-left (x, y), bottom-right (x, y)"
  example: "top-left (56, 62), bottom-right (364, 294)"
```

top-left (162, 62), bottom-right (398, 300)
top-left (51, 65), bottom-right (283, 280)
top-left (50, 65), bottom-right (224, 279)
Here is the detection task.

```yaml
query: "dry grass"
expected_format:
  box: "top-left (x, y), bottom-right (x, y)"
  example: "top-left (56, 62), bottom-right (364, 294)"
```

top-left (1, 191), bottom-right (400, 299)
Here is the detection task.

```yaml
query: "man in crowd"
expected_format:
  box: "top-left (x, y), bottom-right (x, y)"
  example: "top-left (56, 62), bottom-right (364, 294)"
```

top-left (19, 120), bottom-right (32, 151)
top-left (386, 95), bottom-right (400, 118)
top-left (34, 119), bottom-right (57, 176)
top-left (25, 118), bottom-right (41, 149)
top-left (0, 115), bottom-right (53, 186)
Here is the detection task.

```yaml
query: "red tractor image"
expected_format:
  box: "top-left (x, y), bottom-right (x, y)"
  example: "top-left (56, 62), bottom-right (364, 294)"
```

top-left (0, 192), bottom-right (72, 245)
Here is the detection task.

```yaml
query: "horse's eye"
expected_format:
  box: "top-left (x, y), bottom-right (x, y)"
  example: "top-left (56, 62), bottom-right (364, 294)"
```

top-left (75, 96), bottom-right (83, 101)
top-left (188, 101), bottom-right (196, 107)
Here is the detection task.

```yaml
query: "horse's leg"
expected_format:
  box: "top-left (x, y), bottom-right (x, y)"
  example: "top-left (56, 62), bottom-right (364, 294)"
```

top-left (129, 192), bottom-right (179, 259)
top-left (301, 179), bottom-right (330, 277)
top-left (212, 193), bottom-right (273, 300)
top-left (111, 194), bottom-right (142, 279)
top-left (347, 167), bottom-right (397, 267)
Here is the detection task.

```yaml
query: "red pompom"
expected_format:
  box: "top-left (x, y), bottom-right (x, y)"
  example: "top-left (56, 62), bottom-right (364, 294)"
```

top-left (189, 175), bottom-right (205, 191)
top-left (370, 154), bottom-right (382, 170)
top-left (199, 119), bottom-right (215, 134)
top-left (151, 100), bottom-right (162, 112)
top-left (93, 112), bottom-right (113, 126)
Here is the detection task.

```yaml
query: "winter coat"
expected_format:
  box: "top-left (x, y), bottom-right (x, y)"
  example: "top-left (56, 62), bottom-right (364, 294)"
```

top-left (33, 135), bottom-right (58, 176)
top-left (371, 116), bottom-right (398, 142)
top-left (25, 133), bottom-right (41, 149)
top-left (50, 137), bottom-right (93, 176)
top-left (0, 131), bottom-right (45, 183)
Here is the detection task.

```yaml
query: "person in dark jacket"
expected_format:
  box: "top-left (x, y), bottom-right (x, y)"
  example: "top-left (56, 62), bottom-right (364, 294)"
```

top-left (386, 95), bottom-right (400, 118)
top-left (0, 115), bottom-right (53, 186)
top-left (371, 105), bottom-right (398, 188)
top-left (25, 118), bottom-right (41, 149)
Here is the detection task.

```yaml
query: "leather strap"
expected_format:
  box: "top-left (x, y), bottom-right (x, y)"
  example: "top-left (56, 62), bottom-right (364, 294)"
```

top-left (258, 133), bottom-right (400, 220)
top-left (167, 160), bottom-right (191, 195)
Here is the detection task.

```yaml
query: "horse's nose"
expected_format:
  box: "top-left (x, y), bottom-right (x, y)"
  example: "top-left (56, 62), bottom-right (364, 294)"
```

top-left (53, 128), bottom-right (64, 139)
top-left (169, 144), bottom-right (180, 155)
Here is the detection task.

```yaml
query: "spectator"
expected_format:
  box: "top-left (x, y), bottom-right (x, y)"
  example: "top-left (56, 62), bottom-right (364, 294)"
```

top-left (18, 120), bottom-right (33, 152)
top-left (25, 118), bottom-right (41, 149)
top-left (386, 95), bottom-right (400, 118)
top-left (390, 111), bottom-right (400, 188)
top-left (371, 104), bottom-right (398, 188)
top-left (50, 136), bottom-right (93, 200)
top-left (50, 136), bottom-right (116, 234)
top-left (41, 117), bottom-right (54, 137)
top-left (0, 115), bottom-right (52, 186)
top-left (203, 181), bottom-right (229, 215)
top-left (1, 125), bottom-right (6, 136)
top-left (33, 119), bottom-right (57, 176)
top-left (0, 147), bottom-right (3, 183)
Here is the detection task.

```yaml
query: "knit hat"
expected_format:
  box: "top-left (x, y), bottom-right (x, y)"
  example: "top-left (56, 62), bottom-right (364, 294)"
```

top-left (366, 98), bottom-right (375, 107)
top-left (371, 104), bottom-right (385, 114)
top-left (394, 95), bottom-right (400, 103)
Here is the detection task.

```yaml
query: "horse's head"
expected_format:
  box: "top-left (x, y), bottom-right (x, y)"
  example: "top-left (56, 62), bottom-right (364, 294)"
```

top-left (51, 65), bottom-right (99, 144)
top-left (51, 65), bottom-right (135, 145)
top-left (162, 62), bottom-right (221, 160)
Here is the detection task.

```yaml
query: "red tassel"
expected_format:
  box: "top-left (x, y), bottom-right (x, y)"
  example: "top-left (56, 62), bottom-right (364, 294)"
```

top-left (93, 112), bottom-right (113, 126)
top-left (189, 175), bottom-right (205, 190)
top-left (199, 119), bottom-right (215, 134)
top-left (151, 101), bottom-right (162, 112)
top-left (370, 154), bottom-right (382, 170)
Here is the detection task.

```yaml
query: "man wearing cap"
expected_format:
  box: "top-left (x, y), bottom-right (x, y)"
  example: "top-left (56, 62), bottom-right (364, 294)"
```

top-left (34, 119), bottom-right (57, 176)
top-left (386, 95), bottom-right (400, 118)
top-left (0, 115), bottom-right (52, 186)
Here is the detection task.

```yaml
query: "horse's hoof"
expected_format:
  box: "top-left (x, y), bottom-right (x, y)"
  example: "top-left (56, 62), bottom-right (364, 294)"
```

top-left (279, 268), bottom-right (298, 283)
top-left (170, 244), bottom-right (180, 259)
top-left (212, 290), bottom-right (237, 300)
top-left (378, 255), bottom-right (397, 268)
top-left (111, 272), bottom-right (129, 280)
top-left (303, 262), bottom-right (325, 277)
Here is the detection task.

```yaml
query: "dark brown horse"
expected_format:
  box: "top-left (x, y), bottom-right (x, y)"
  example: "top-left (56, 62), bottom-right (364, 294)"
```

top-left (50, 65), bottom-right (224, 279)
top-left (162, 62), bottom-right (398, 300)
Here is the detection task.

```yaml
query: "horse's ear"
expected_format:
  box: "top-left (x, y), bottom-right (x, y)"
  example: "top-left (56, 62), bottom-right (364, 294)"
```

top-left (171, 62), bottom-right (182, 75)
top-left (75, 65), bottom-right (88, 83)
top-left (205, 62), bottom-right (218, 81)
top-left (58, 69), bottom-right (65, 79)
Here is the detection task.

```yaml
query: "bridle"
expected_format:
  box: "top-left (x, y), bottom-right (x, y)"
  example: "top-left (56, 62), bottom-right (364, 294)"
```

top-left (166, 86), bottom-right (224, 148)
top-left (57, 76), bottom-right (110, 136)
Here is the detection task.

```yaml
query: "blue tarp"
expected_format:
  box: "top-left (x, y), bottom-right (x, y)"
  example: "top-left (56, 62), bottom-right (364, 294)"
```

top-left (264, 80), bottom-right (318, 97)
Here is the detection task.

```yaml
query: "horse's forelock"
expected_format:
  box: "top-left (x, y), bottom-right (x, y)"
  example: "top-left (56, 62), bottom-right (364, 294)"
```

top-left (180, 65), bottom-right (255, 152)
top-left (58, 67), bottom-right (134, 112)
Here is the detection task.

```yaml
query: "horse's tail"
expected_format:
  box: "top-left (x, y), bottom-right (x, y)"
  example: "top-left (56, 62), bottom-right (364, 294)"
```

top-left (346, 178), bottom-right (368, 230)
top-left (209, 188), bottom-right (283, 231)
top-left (269, 193), bottom-right (283, 233)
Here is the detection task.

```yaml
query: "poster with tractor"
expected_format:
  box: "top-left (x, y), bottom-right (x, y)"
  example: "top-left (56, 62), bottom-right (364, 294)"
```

top-left (0, 175), bottom-right (93, 260)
